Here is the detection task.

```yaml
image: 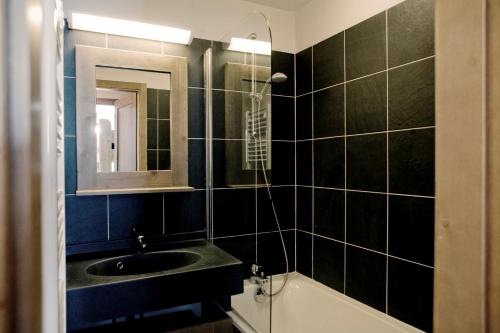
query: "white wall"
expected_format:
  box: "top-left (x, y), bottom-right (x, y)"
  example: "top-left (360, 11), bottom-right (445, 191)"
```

top-left (295, 0), bottom-right (406, 52)
top-left (63, 0), bottom-right (296, 53)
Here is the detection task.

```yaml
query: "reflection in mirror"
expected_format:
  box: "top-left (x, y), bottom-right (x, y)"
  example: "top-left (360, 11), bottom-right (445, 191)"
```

top-left (94, 66), bottom-right (171, 173)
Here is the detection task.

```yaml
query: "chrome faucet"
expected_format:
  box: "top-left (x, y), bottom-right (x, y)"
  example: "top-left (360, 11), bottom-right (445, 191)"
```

top-left (131, 227), bottom-right (147, 250)
top-left (250, 264), bottom-right (268, 302)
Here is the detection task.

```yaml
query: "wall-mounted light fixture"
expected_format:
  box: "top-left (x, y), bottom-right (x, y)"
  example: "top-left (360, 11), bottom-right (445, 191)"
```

top-left (227, 37), bottom-right (271, 55)
top-left (69, 13), bottom-right (192, 45)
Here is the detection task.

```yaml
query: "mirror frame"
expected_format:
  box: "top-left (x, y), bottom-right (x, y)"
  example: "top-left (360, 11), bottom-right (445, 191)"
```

top-left (75, 45), bottom-right (190, 195)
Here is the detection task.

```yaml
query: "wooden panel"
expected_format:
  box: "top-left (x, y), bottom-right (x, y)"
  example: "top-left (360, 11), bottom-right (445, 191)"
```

top-left (487, 1), bottom-right (500, 331)
top-left (435, 0), bottom-right (486, 332)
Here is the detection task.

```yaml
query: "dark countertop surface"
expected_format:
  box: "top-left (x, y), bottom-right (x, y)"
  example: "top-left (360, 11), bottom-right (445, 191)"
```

top-left (67, 240), bottom-right (242, 290)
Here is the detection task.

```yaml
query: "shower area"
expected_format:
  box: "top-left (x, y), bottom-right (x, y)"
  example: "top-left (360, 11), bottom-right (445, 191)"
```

top-left (204, 11), bottom-right (295, 333)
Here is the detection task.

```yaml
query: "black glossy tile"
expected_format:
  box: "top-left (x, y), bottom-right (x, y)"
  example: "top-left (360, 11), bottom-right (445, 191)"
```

top-left (147, 119), bottom-right (157, 149)
top-left (64, 77), bottom-right (76, 136)
top-left (313, 32), bottom-right (344, 90)
top-left (64, 25), bottom-right (106, 77)
top-left (272, 96), bottom-right (295, 141)
top-left (296, 47), bottom-right (312, 95)
top-left (297, 186), bottom-right (312, 232)
top-left (65, 137), bottom-right (76, 194)
top-left (162, 38), bottom-right (211, 88)
top-left (296, 94), bottom-right (312, 140)
top-left (212, 41), bottom-right (245, 90)
top-left (107, 35), bottom-right (162, 54)
top-left (214, 235), bottom-right (256, 279)
top-left (271, 51), bottom-right (295, 96)
top-left (188, 139), bottom-right (206, 189)
top-left (257, 230), bottom-right (295, 275)
top-left (314, 137), bottom-right (345, 188)
top-left (388, 0), bottom-right (435, 67)
top-left (212, 188), bottom-right (255, 237)
top-left (147, 150), bottom-right (157, 170)
top-left (257, 186), bottom-right (295, 232)
top-left (164, 191), bottom-right (206, 234)
top-left (313, 236), bottom-right (344, 292)
top-left (272, 141), bottom-right (295, 185)
top-left (388, 258), bottom-right (433, 332)
top-left (297, 231), bottom-right (312, 277)
top-left (314, 188), bottom-right (345, 241)
top-left (65, 196), bottom-right (108, 245)
top-left (389, 195), bottom-right (434, 266)
top-left (147, 89), bottom-right (158, 118)
top-left (158, 90), bottom-right (170, 119)
top-left (346, 191), bottom-right (387, 252)
top-left (158, 120), bottom-right (170, 149)
top-left (158, 150), bottom-right (170, 170)
top-left (346, 134), bottom-right (387, 192)
top-left (346, 72), bottom-right (387, 134)
top-left (188, 88), bottom-right (205, 138)
top-left (108, 194), bottom-right (164, 240)
top-left (158, 119), bottom-right (170, 150)
top-left (346, 245), bottom-right (386, 311)
top-left (297, 141), bottom-right (312, 186)
top-left (345, 12), bottom-right (387, 80)
top-left (389, 58), bottom-right (435, 130)
top-left (314, 84), bottom-right (344, 138)
top-left (389, 129), bottom-right (435, 196)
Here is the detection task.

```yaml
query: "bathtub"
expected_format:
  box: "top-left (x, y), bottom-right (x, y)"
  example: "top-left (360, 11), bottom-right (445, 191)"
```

top-left (228, 272), bottom-right (424, 333)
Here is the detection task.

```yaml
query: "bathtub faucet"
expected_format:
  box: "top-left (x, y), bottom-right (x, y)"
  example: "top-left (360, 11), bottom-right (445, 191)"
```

top-left (250, 264), bottom-right (268, 302)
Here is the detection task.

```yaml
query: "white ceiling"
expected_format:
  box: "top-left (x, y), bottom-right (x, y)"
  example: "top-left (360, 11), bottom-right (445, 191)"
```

top-left (243, 0), bottom-right (313, 11)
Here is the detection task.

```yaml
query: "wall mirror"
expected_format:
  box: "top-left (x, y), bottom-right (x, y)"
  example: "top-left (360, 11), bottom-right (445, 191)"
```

top-left (75, 45), bottom-right (191, 194)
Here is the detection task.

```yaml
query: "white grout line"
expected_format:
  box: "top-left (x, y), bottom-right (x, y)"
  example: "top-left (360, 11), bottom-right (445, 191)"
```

top-left (212, 228), bottom-right (296, 240)
top-left (297, 229), bottom-right (434, 269)
top-left (311, 45), bottom-right (315, 279)
top-left (385, 9), bottom-right (390, 314)
top-left (301, 186), bottom-right (435, 199)
top-left (63, 76), bottom-right (76, 79)
top-left (105, 33), bottom-right (108, 48)
top-left (343, 29), bottom-right (347, 295)
top-left (296, 125), bottom-right (436, 142)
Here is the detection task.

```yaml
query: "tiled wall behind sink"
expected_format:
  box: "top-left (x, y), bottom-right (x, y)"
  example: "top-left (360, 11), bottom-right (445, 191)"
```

top-left (64, 26), bottom-right (210, 254)
top-left (295, 0), bottom-right (435, 331)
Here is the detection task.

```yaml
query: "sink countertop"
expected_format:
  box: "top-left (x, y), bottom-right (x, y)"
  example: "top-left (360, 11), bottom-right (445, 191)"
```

top-left (67, 241), bottom-right (242, 290)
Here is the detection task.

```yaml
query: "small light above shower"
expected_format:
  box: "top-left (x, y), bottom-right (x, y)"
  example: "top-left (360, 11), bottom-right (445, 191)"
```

top-left (227, 37), bottom-right (271, 55)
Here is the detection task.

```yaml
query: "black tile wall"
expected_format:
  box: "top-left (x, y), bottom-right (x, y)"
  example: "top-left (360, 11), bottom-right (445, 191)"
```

top-left (257, 231), bottom-right (295, 275)
top-left (296, 47), bottom-right (312, 95)
top-left (296, 0), bottom-right (435, 330)
top-left (314, 85), bottom-right (344, 138)
top-left (345, 12), bottom-right (386, 80)
top-left (346, 133), bottom-right (387, 192)
top-left (314, 188), bottom-right (344, 241)
top-left (389, 58), bottom-right (435, 130)
top-left (346, 191), bottom-right (387, 252)
top-left (271, 51), bottom-right (295, 96)
top-left (346, 245), bottom-right (387, 312)
top-left (272, 96), bottom-right (295, 140)
top-left (296, 231), bottom-right (312, 277)
top-left (388, 258), bottom-right (433, 332)
top-left (388, 0), bottom-right (435, 67)
top-left (313, 236), bottom-right (344, 292)
top-left (296, 94), bottom-right (312, 140)
top-left (313, 32), bottom-right (344, 90)
top-left (346, 73), bottom-right (387, 134)
top-left (214, 235), bottom-right (256, 279)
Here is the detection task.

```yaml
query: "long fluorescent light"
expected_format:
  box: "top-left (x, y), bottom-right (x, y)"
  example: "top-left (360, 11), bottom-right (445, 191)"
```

top-left (228, 37), bottom-right (271, 55)
top-left (70, 13), bottom-right (192, 45)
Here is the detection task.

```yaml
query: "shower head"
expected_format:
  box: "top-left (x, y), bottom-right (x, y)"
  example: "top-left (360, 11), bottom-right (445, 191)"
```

top-left (270, 72), bottom-right (287, 83)
top-left (257, 72), bottom-right (288, 99)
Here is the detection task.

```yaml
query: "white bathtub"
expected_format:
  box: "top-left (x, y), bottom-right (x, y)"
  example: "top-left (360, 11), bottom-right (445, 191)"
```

top-left (228, 272), bottom-right (424, 333)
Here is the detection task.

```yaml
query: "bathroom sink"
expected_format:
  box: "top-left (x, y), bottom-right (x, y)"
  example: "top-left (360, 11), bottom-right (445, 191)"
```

top-left (86, 251), bottom-right (201, 276)
top-left (66, 241), bottom-right (244, 331)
